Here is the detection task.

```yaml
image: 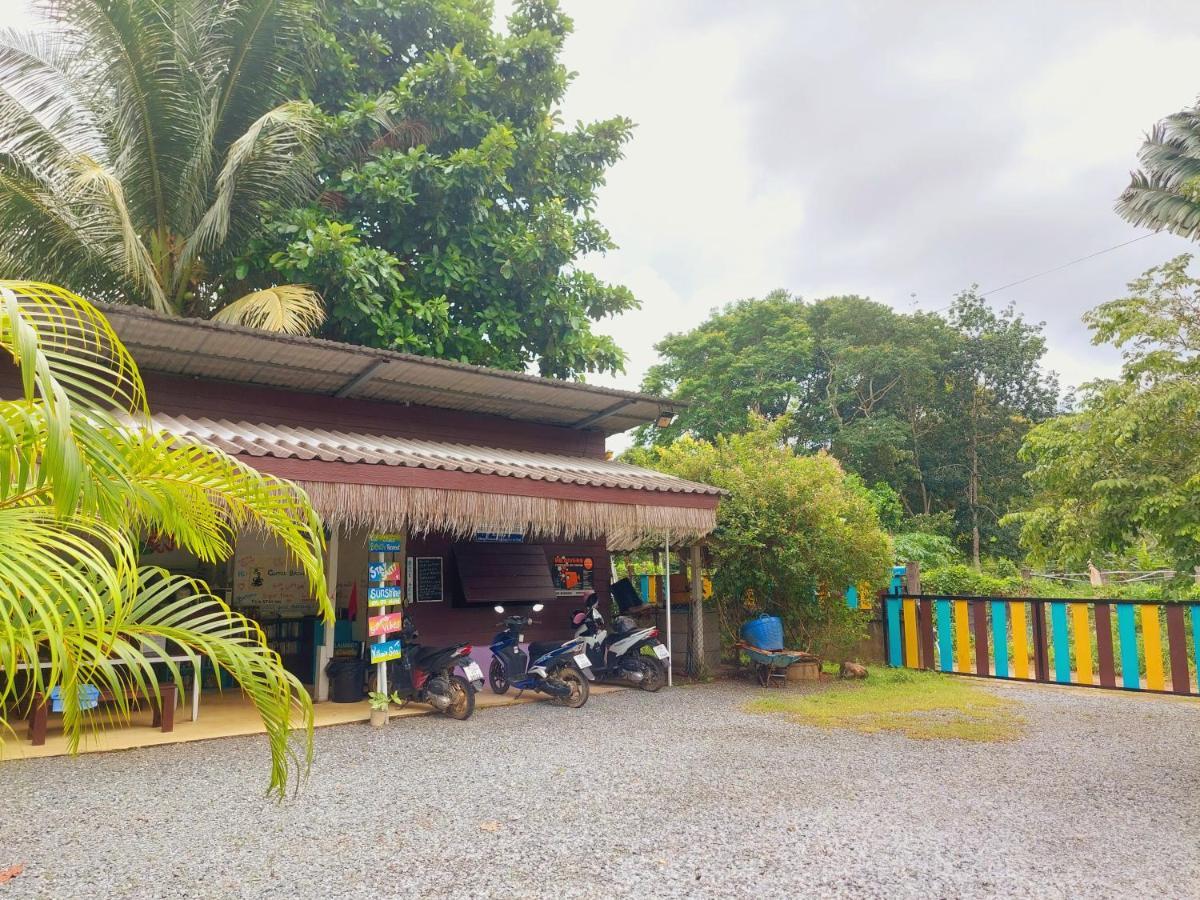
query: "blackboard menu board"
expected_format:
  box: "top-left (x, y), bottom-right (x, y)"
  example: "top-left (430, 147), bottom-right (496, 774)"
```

top-left (415, 557), bottom-right (443, 603)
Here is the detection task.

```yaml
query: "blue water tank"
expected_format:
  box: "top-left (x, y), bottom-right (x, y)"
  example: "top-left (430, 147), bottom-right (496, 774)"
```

top-left (741, 615), bottom-right (784, 650)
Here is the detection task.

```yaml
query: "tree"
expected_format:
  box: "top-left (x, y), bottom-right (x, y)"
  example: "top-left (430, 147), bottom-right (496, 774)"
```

top-left (0, 0), bottom-right (324, 333)
top-left (627, 419), bottom-right (893, 663)
top-left (236, 0), bottom-right (638, 375)
top-left (1013, 256), bottom-right (1200, 571)
top-left (1117, 102), bottom-right (1200, 240)
top-left (0, 281), bottom-right (330, 796)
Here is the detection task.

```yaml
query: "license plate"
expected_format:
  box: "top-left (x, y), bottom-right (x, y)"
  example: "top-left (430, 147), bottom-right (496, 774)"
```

top-left (463, 662), bottom-right (483, 681)
top-left (574, 653), bottom-right (592, 668)
top-left (653, 644), bottom-right (670, 659)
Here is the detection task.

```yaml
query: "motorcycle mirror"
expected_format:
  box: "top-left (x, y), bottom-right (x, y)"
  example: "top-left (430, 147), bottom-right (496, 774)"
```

top-left (532, 603), bottom-right (544, 612)
top-left (494, 605), bottom-right (505, 613)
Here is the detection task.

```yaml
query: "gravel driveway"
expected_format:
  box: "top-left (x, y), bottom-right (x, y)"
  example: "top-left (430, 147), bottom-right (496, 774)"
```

top-left (1, 679), bottom-right (1198, 899)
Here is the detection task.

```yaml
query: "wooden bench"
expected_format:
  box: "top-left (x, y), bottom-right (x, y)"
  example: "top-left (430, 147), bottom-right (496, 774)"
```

top-left (27, 683), bottom-right (178, 746)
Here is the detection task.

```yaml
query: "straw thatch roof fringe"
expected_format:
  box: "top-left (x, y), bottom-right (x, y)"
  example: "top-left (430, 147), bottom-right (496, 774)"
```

top-left (297, 481), bottom-right (717, 550)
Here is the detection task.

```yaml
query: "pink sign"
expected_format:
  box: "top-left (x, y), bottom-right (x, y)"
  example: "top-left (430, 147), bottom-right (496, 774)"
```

top-left (368, 612), bottom-right (404, 638)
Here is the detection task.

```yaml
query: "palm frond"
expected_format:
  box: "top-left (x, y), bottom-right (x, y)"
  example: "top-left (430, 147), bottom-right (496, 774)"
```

top-left (210, 284), bottom-right (325, 334)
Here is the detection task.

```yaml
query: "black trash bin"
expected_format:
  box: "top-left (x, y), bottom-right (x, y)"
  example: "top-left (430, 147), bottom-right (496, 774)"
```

top-left (326, 657), bottom-right (365, 703)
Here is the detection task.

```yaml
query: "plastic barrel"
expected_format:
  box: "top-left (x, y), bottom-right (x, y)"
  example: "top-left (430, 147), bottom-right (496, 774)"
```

top-left (741, 615), bottom-right (784, 651)
top-left (326, 657), bottom-right (365, 703)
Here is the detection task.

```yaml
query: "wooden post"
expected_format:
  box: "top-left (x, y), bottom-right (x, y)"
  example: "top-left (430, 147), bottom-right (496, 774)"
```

top-left (315, 523), bottom-right (339, 702)
top-left (663, 533), bottom-right (673, 688)
top-left (689, 544), bottom-right (706, 677)
top-left (904, 561), bottom-right (921, 596)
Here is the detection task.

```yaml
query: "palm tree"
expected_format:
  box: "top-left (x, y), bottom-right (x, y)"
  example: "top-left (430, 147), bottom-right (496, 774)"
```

top-left (0, 0), bottom-right (324, 333)
top-left (1117, 105), bottom-right (1200, 241)
top-left (0, 280), bottom-right (331, 795)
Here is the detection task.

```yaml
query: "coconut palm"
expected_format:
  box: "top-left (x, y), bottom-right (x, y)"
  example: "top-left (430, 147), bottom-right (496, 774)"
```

top-left (0, 280), bottom-right (330, 796)
top-left (1117, 105), bottom-right (1200, 241)
top-left (0, 0), bottom-right (324, 333)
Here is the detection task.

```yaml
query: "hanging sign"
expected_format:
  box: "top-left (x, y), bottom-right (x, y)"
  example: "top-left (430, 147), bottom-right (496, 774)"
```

top-left (368, 611), bottom-right (404, 638)
top-left (367, 585), bottom-right (404, 605)
top-left (551, 555), bottom-right (595, 593)
top-left (370, 639), bottom-right (403, 664)
top-left (369, 560), bottom-right (404, 583)
top-left (368, 533), bottom-right (404, 553)
top-left (474, 530), bottom-right (524, 543)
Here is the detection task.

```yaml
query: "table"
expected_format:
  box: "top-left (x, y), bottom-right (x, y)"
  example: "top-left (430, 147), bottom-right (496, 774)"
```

top-left (14, 655), bottom-right (203, 722)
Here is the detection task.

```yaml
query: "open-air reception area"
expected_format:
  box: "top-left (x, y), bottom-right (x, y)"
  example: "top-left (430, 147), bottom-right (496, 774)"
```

top-left (2, 305), bottom-right (723, 757)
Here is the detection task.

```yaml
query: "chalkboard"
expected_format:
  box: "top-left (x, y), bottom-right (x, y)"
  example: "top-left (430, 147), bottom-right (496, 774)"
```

top-left (415, 557), bottom-right (443, 603)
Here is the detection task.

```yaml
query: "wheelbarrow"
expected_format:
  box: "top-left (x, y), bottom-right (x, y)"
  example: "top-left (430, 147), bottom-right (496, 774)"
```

top-left (736, 641), bottom-right (818, 687)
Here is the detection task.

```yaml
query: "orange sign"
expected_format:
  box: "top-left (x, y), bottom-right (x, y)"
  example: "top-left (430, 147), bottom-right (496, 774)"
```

top-left (368, 611), bottom-right (403, 637)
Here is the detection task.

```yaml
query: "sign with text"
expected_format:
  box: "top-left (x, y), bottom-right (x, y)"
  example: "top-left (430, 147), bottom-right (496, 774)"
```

top-left (551, 554), bottom-right (595, 593)
top-left (369, 639), bottom-right (403, 664)
top-left (367, 585), bottom-right (403, 605)
top-left (368, 612), bottom-right (404, 638)
top-left (368, 561), bottom-right (404, 584)
top-left (415, 557), bottom-right (444, 603)
top-left (368, 533), bottom-right (404, 553)
top-left (474, 530), bottom-right (524, 543)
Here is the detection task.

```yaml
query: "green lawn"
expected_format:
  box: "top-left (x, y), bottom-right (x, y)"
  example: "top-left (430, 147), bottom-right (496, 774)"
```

top-left (747, 668), bottom-right (1026, 742)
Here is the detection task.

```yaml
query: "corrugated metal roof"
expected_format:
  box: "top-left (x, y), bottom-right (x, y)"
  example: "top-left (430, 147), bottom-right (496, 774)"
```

top-left (101, 304), bottom-right (678, 435)
top-left (152, 414), bottom-right (723, 496)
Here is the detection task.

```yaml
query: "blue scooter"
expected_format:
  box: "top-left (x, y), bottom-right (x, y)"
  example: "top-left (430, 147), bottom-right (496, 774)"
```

top-left (487, 604), bottom-right (593, 708)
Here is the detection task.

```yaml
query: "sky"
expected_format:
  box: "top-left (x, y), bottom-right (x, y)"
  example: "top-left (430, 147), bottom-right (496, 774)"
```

top-left (6, 0), bottom-right (1200, 446)
top-left (487, 0), bottom-right (1200, 444)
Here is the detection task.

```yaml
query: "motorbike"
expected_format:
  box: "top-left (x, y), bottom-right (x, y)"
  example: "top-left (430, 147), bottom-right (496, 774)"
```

top-left (385, 617), bottom-right (484, 720)
top-left (487, 604), bottom-right (592, 708)
top-left (571, 592), bottom-right (669, 692)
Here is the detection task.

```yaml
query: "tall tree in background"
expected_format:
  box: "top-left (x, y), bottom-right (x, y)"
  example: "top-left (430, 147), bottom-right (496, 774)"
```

top-left (1014, 256), bottom-right (1200, 571)
top-left (236, 0), bottom-right (637, 376)
top-left (1117, 101), bottom-right (1200, 240)
top-left (0, 0), bottom-right (326, 333)
top-left (640, 291), bottom-right (1057, 561)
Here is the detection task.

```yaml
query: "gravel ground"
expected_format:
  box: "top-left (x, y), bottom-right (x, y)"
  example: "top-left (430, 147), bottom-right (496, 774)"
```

top-left (2, 679), bottom-right (1198, 899)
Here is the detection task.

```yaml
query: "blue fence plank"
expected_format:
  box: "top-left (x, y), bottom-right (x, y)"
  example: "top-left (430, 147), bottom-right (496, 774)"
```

top-left (845, 584), bottom-right (859, 609)
top-left (1050, 602), bottom-right (1071, 683)
top-left (936, 599), bottom-right (953, 672)
top-left (886, 598), bottom-right (903, 667)
top-left (1117, 603), bottom-right (1140, 689)
top-left (991, 600), bottom-right (1009, 678)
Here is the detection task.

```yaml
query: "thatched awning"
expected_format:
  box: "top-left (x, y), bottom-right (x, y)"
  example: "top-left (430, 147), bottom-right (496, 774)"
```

top-left (151, 415), bottom-right (721, 550)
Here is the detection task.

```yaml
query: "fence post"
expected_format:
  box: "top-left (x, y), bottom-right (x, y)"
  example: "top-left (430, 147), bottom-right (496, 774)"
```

top-left (1030, 600), bottom-right (1050, 682)
top-left (905, 561), bottom-right (921, 595)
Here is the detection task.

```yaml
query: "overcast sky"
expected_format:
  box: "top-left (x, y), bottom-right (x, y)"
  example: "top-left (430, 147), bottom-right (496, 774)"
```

top-left (490, 0), bottom-right (1200, 438)
top-left (7, 1), bottom-right (1200, 439)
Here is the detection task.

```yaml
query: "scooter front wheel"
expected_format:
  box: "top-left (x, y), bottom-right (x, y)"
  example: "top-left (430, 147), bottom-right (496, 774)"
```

top-left (489, 658), bottom-right (510, 695)
top-left (444, 674), bottom-right (475, 720)
top-left (548, 665), bottom-right (589, 708)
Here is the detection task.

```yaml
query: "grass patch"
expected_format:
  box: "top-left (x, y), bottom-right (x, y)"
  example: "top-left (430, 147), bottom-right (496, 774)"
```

top-left (747, 668), bottom-right (1025, 742)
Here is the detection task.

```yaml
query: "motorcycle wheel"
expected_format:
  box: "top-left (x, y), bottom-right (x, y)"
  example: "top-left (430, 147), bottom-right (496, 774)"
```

top-left (548, 665), bottom-right (589, 708)
top-left (637, 656), bottom-right (666, 693)
top-left (443, 674), bottom-right (475, 720)
top-left (489, 658), bottom-right (510, 695)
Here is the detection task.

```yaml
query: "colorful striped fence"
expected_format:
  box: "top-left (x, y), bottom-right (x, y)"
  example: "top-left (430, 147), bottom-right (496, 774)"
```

top-left (883, 594), bottom-right (1200, 696)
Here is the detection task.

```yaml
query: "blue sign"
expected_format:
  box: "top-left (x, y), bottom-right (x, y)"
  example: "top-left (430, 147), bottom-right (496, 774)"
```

top-left (474, 531), bottom-right (524, 543)
top-left (370, 639), bottom-right (403, 664)
top-left (368, 533), bottom-right (404, 552)
top-left (367, 585), bottom-right (403, 605)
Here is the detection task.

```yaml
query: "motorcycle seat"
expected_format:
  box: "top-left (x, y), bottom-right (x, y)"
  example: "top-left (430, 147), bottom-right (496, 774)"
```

top-left (527, 640), bottom-right (566, 662)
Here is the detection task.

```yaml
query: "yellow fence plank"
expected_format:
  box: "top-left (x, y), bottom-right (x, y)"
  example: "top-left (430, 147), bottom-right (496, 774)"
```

top-left (902, 598), bottom-right (919, 667)
top-left (1011, 601), bottom-right (1029, 680)
top-left (954, 599), bottom-right (971, 673)
top-left (1071, 603), bottom-right (1093, 685)
top-left (1141, 605), bottom-right (1164, 691)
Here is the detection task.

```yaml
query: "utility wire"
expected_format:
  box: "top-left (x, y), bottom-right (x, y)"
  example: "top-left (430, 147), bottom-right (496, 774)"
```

top-left (979, 232), bottom-right (1159, 297)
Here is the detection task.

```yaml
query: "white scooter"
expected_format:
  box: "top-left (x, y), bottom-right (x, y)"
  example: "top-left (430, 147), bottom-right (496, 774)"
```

top-left (571, 593), bottom-right (669, 691)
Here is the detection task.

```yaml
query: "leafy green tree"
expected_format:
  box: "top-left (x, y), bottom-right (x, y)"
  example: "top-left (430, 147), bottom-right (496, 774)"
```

top-left (0, 0), bottom-right (325, 333)
top-left (627, 419), bottom-right (893, 663)
top-left (1013, 256), bottom-right (1200, 571)
top-left (237, 0), bottom-right (637, 375)
top-left (1117, 102), bottom-right (1200, 240)
top-left (0, 281), bottom-right (329, 795)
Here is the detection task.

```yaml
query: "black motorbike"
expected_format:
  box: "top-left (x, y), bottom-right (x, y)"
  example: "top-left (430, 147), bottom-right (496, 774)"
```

top-left (386, 618), bottom-right (484, 720)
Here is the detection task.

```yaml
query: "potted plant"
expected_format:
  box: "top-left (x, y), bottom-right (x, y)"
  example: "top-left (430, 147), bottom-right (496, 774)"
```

top-left (367, 691), bottom-right (393, 727)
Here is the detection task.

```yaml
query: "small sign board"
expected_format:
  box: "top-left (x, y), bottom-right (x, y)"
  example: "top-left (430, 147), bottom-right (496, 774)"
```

top-left (370, 639), bottom-right (403, 664)
top-left (367, 585), bottom-right (403, 605)
top-left (415, 557), bottom-right (444, 603)
top-left (369, 561), bottom-right (403, 583)
top-left (368, 611), bottom-right (404, 638)
top-left (368, 533), bottom-right (404, 553)
top-left (474, 530), bottom-right (524, 543)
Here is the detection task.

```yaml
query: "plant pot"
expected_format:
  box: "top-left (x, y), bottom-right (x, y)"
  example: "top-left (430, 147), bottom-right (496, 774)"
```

top-left (369, 707), bottom-right (388, 727)
top-left (786, 661), bottom-right (819, 682)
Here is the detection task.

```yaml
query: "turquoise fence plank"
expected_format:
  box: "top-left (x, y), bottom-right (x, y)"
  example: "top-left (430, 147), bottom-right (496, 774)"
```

top-left (1117, 603), bottom-right (1139, 689)
top-left (991, 600), bottom-right (1009, 678)
top-left (845, 584), bottom-right (859, 609)
top-left (886, 598), bottom-right (902, 667)
top-left (1050, 602), bottom-right (1071, 683)
top-left (936, 599), bottom-right (953, 671)
top-left (1192, 607), bottom-right (1200, 693)
top-left (638, 574), bottom-right (650, 602)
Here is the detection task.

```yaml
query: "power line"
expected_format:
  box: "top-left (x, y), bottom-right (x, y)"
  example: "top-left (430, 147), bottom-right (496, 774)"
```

top-left (980, 232), bottom-right (1159, 297)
